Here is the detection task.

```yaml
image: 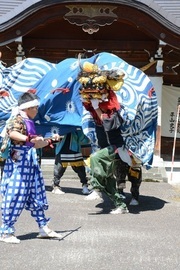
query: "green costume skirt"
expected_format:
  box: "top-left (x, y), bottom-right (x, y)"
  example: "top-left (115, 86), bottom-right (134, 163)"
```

top-left (90, 146), bottom-right (127, 209)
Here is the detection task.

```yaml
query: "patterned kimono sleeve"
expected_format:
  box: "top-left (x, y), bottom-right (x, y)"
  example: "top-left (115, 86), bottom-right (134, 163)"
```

top-left (6, 114), bottom-right (27, 145)
top-left (7, 115), bottom-right (26, 134)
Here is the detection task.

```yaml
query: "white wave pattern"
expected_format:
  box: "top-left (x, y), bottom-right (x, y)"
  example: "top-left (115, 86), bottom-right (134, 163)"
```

top-left (2, 58), bottom-right (54, 93)
top-left (0, 58), bottom-right (55, 131)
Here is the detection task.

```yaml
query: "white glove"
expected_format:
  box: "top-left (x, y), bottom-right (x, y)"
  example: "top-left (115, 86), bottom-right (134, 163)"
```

top-left (101, 94), bottom-right (108, 102)
top-left (91, 99), bottom-right (99, 110)
top-left (117, 147), bottom-right (132, 167)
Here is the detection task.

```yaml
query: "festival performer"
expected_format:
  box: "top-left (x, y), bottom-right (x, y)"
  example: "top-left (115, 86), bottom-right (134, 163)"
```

top-left (52, 129), bottom-right (90, 195)
top-left (116, 165), bottom-right (142, 206)
top-left (78, 61), bottom-right (133, 214)
top-left (0, 91), bottom-right (62, 244)
top-left (79, 61), bottom-right (143, 207)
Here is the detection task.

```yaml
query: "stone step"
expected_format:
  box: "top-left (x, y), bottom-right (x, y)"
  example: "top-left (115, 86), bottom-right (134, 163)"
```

top-left (41, 158), bottom-right (169, 183)
top-left (41, 157), bottom-right (180, 184)
top-left (164, 161), bottom-right (180, 184)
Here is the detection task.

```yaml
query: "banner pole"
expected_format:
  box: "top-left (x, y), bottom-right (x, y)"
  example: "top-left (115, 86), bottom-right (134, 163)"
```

top-left (170, 105), bottom-right (180, 181)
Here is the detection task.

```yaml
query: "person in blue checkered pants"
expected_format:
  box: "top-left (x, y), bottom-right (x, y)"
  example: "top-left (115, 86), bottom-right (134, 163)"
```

top-left (0, 91), bottom-right (62, 244)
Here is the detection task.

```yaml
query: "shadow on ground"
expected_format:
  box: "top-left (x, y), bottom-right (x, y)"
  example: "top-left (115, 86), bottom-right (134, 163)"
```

top-left (45, 185), bottom-right (84, 195)
top-left (45, 185), bottom-right (168, 215)
top-left (18, 227), bottom-right (82, 242)
top-left (89, 193), bottom-right (168, 215)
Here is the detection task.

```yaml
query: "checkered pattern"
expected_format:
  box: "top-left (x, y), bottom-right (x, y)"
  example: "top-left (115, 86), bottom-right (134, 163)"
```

top-left (0, 145), bottom-right (50, 234)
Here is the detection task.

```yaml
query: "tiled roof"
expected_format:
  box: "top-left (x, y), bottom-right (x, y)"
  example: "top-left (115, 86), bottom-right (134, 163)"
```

top-left (139, 0), bottom-right (180, 27)
top-left (0, 0), bottom-right (41, 24)
top-left (0, 0), bottom-right (179, 28)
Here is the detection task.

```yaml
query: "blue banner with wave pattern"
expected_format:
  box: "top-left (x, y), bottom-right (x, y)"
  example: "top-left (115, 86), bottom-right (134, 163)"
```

top-left (0, 52), bottom-right (158, 168)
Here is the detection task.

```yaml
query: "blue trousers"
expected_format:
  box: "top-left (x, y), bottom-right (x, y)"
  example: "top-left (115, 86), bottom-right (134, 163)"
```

top-left (0, 145), bottom-right (50, 235)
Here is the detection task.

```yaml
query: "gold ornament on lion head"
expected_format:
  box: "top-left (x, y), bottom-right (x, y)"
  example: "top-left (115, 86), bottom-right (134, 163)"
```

top-left (77, 58), bottom-right (125, 103)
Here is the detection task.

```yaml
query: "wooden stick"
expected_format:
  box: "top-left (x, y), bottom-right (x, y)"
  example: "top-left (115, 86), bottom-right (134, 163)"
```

top-left (170, 105), bottom-right (180, 181)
